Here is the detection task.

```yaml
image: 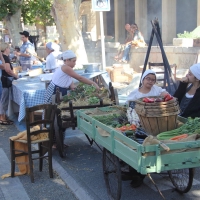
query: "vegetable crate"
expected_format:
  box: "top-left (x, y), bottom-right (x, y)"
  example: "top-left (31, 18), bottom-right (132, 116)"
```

top-left (134, 97), bottom-right (180, 136)
top-left (77, 106), bottom-right (200, 199)
top-left (77, 107), bottom-right (200, 174)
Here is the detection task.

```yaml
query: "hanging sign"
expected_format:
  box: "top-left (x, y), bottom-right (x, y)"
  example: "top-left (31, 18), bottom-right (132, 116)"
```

top-left (92, 0), bottom-right (110, 11)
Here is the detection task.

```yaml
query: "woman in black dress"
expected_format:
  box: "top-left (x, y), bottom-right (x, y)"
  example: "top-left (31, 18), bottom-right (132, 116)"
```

top-left (173, 63), bottom-right (200, 118)
top-left (0, 43), bottom-right (18, 125)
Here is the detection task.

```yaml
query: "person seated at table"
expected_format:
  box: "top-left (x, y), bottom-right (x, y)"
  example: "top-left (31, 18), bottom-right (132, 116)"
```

top-left (45, 42), bottom-right (63, 73)
top-left (119, 23), bottom-right (146, 63)
top-left (173, 63), bottom-right (200, 118)
top-left (0, 43), bottom-right (18, 125)
top-left (126, 69), bottom-right (168, 104)
top-left (44, 49), bottom-right (99, 103)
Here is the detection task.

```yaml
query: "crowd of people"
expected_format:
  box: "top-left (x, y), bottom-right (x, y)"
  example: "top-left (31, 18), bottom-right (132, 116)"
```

top-left (0, 30), bottom-right (99, 126)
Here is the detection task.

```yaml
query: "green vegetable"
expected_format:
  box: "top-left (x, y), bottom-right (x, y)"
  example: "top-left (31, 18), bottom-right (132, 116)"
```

top-left (157, 117), bottom-right (200, 140)
top-left (88, 97), bottom-right (99, 105)
top-left (124, 130), bottom-right (135, 136)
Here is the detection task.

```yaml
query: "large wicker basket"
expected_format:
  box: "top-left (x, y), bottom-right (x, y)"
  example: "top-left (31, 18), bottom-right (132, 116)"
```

top-left (134, 97), bottom-right (180, 136)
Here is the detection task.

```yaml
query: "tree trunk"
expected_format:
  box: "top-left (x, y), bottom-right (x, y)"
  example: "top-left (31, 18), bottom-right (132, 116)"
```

top-left (4, 8), bottom-right (23, 47)
top-left (51, 0), bottom-right (88, 68)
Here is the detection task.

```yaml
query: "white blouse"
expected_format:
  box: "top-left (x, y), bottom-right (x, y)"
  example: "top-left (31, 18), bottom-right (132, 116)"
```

top-left (126, 85), bottom-right (166, 103)
top-left (45, 51), bottom-right (63, 72)
top-left (52, 67), bottom-right (73, 88)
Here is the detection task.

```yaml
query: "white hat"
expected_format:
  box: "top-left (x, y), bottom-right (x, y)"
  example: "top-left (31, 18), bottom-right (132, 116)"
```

top-left (46, 42), bottom-right (60, 51)
top-left (141, 69), bottom-right (156, 83)
top-left (57, 50), bottom-right (76, 60)
top-left (190, 63), bottom-right (200, 80)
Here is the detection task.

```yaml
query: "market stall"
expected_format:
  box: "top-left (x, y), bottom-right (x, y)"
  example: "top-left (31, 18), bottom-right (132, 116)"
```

top-left (54, 82), bottom-right (118, 157)
top-left (77, 96), bottom-right (200, 200)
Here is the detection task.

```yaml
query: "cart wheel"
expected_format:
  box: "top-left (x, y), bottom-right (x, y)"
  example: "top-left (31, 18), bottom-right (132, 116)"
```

top-left (102, 148), bottom-right (122, 200)
top-left (168, 168), bottom-right (194, 193)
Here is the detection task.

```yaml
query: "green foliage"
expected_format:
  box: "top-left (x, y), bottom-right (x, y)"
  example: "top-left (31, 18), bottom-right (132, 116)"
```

top-left (177, 26), bottom-right (200, 39)
top-left (0, 0), bottom-right (54, 26)
top-left (63, 83), bottom-right (98, 103)
top-left (21, 0), bottom-right (54, 25)
top-left (0, 0), bottom-right (21, 20)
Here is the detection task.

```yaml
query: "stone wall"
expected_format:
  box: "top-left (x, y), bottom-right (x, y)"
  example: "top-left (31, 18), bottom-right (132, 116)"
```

top-left (36, 44), bottom-right (200, 72)
top-left (129, 46), bottom-right (200, 72)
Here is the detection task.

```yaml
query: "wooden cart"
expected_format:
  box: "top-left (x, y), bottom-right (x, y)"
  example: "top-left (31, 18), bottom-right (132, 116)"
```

top-left (77, 106), bottom-right (200, 200)
top-left (54, 82), bottom-right (118, 158)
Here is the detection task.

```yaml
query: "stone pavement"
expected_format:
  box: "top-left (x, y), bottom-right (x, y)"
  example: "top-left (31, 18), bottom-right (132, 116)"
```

top-left (0, 124), bottom-right (77, 200)
top-left (2, 113), bottom-right (200, 200)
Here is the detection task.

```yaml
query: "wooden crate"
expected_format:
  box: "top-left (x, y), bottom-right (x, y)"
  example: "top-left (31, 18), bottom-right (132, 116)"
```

top-left (77, 107), bottom-right (200, 174)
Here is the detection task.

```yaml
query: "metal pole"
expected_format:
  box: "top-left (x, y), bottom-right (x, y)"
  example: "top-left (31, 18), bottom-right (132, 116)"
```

top-left (99, 11), bottom-right (106, 71)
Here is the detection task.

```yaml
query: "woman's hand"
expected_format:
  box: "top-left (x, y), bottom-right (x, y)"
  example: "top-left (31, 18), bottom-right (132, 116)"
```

top-left (181, 77), bottom-right (189, 83)
top-left (70, 82), bottom-right (76, 90)
top-left (93, 82), bottom-right (100, 90)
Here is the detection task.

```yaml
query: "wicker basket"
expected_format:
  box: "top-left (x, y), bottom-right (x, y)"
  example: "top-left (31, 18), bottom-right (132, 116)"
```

top-left (134, 97), bottom-right (180, 136)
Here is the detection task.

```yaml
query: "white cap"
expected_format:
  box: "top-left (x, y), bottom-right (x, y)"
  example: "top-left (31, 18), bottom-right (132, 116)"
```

top-left (57, 50), bottom-right (76, 60)
top-left (141, 69), bottom-right (156, 83)
top-left (190, 63), bottom-right (200, 80)
top-left (46, 42), bottom-right (60, 51)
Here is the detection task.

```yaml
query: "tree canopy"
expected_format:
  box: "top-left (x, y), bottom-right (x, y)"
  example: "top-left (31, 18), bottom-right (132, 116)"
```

top-left (0, 0), bottom-right (21, 20)
top-left (0, 0), bottom-right (54, 26)
top-left (22, 0), bottom-right (54, 25)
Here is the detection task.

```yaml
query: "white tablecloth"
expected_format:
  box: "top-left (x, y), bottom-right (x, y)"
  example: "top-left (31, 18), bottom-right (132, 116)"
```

top-left (9, 71), bottom-right (110, 122)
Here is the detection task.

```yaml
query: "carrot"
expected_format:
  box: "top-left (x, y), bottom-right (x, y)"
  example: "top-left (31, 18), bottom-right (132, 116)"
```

top-left (170, 134), bottom-right (188, 141)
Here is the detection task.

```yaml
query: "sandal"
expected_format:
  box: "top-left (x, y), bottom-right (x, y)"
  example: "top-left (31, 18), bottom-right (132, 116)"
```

top-left (0, 120), bottom-right (13, 125)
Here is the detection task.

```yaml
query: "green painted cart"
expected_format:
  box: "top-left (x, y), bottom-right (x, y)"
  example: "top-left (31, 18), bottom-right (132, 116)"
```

top-left (77, 107), bottom-right (200, 200)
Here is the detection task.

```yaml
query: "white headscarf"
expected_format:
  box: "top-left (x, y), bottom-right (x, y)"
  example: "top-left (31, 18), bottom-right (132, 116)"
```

top-left (141, 69), bottom-right (156, 83)
top-left (57, 50), bottom-right (76, 60)
top-left (190, 63), bottom-right (200, 80)
top-left (46, 42), bottom-right (60, 52)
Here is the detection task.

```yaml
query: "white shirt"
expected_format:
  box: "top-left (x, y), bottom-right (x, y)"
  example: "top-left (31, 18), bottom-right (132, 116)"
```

top-left (126, 85), bottom-right (166, 103)
top-left (45, 51), bottom-right (63, 72)
top-left (52, 67), bottom-right (73, 88)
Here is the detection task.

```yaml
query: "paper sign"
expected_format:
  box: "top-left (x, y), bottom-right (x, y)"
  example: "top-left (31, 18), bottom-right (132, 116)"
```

top-left (92, 0), bottom-right (110, 11)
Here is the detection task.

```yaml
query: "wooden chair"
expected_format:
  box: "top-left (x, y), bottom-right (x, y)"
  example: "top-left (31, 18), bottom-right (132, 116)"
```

top-left (10, 104), bottom-right (57, 183)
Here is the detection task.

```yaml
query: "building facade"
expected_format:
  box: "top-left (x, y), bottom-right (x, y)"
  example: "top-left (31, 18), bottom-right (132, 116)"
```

top-left (80, 0), bottom-right (200, 45)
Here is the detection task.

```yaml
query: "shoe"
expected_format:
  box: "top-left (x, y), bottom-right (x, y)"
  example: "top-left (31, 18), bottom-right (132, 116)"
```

top-left (0, 120), bottom-right (13, 125)
top-left (130, 177), bottom-right (144, 188)
top-left (121, 171), bottom-right (134, 181)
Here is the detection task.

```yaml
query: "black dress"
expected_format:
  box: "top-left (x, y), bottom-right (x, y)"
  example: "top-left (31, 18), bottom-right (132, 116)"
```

top-left (173, 81), bottom-right (200, 118)
top-left (1, 55), bottom-right (14, 88)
